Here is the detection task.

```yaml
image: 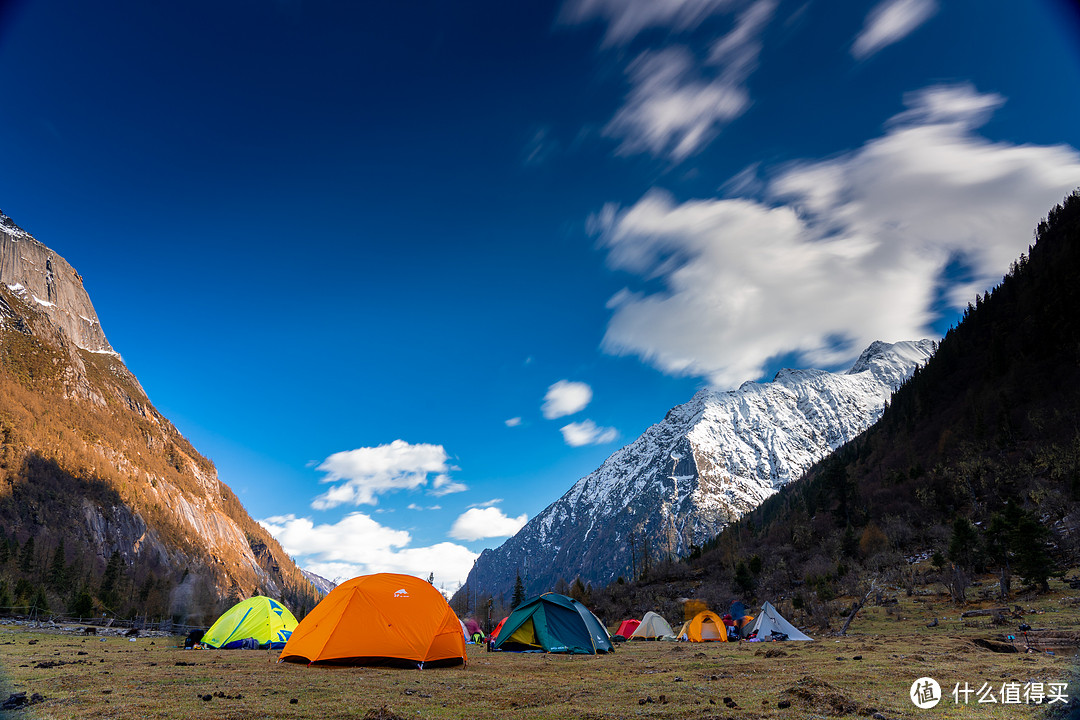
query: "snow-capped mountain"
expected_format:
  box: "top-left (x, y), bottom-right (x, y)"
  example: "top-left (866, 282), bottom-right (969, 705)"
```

top-left (464, 340), bottom-right (935, 601)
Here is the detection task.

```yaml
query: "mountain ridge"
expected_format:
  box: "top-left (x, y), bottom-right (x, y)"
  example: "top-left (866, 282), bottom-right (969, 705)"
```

top-left (461, 339), bottom-right (934, 606)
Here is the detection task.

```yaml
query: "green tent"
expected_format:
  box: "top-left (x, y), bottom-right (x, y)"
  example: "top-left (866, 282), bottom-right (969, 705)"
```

top-left (202, 596), bottom-right (299, 649)
top-left (492, 592), bottom-right (613, 654)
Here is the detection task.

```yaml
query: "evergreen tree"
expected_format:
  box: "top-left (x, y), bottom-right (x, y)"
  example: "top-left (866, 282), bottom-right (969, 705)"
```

top-left (98, 551), bottom-right (124, 610)
top-left (570, 577), bottom-right (588, 603)
top-left (29, 586), bottom-right (48, 616)
top-left (734, 560), bottom-right (754, 596)
top-left (18, 535), bottom-right (35, 574)
top-left (948, 517), bottom-right (981, 571)
top-left (1013, 513), bottom-right (1053, 592)
top-left (48, 539), bottom-right (67, 591)
top-left (0, 580), bottom-right (9, 612)
top-left (68, 589), bottom-right (93, 619)
top-left (511, 572), bottom-right (525, 610)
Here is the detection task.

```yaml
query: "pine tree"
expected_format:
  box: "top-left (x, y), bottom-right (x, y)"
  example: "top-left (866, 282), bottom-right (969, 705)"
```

top-left (18, 535), bottom-right (35, 574)
top-left (948, 517), bottom-right (981, 571)
top-left (30, 586), bottom-right (48, 616)
top-left (511, 571), bottom-right (525, 610)
top-left (48, 540), bottom-right (67, 591)
top-left (68, 589), bottom-right (93, 619)
top-left (98, 551), bottom-right (124, 610)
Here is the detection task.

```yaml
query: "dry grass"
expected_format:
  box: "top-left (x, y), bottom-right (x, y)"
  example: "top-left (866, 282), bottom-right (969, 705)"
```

top-left (2, 577), bottom-right (1079, 719)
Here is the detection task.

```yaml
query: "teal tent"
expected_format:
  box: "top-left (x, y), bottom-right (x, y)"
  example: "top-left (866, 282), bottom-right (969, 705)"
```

top-left (492, 592), bottom-right (612, 654)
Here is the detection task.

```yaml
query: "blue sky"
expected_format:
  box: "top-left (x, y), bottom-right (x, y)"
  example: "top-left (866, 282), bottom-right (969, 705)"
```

top-left (2, 0), bottom-right (1079, 592)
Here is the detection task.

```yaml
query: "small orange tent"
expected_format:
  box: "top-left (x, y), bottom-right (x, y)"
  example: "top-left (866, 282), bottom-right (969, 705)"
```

top-left (685, 610), bottom-right (727, 642)
top-left (279, 573), bottom-right (466, 667)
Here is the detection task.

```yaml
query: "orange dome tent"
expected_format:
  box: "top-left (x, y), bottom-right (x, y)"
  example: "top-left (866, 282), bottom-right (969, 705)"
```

top-left (279, 573), bottom-right (467, 667)
top-left (683, 610), bottom-right (727, 642)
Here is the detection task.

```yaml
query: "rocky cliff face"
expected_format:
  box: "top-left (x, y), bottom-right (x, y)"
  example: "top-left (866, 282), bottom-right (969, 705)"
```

top-left (463, 340), bottom-right (935, 602)
top-left (0, 212), bottom-right (114, 355)
top-left (0, 210), bottom-right (317, 623)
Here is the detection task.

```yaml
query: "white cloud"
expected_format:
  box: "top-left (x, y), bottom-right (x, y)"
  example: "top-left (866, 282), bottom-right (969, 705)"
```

top-left (605, 48), bottom-right (749, 161)
top-left (468, 498), bottom-right (503, 509)
top-left (311, 440), bottom-right (463, 509)
top-left (259, 513), bottom-right (477, 593)
top-left (601, 1), bottom-right (776, 161)
top-left (595, 84), bottom-right (1080, 387)
top-left (430, 474), bottom-right (468, 497)
top-left (449, 507), bottom-right (529, 541)
top-left (560, 0), bottom-right (740, 45)
top-left (504, 417), bottom-right (523, 427)
top-left (406, 503), bottom-right (442, 511)
top-left (708, 0), bottom-right (776, 79)
top-left (542, 380), bottom-right (593, 419)
top-left (852, 0), bottom-right (937, 60)
top-left (560, 419), bottom-right (619, 447)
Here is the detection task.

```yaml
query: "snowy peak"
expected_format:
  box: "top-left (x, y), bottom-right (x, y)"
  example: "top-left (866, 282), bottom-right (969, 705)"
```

top-left (847, 339), bottom-right (935, 375)
top-left (462, 339), bottom-right (935, 603)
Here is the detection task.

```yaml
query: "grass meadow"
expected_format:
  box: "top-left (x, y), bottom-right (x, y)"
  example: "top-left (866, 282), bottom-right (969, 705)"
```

top-left (2, 576), bottom-right (1079, 719)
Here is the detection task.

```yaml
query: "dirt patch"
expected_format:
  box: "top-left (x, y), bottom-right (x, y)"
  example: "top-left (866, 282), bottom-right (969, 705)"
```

top-left (781, 675), bottom-right (859, 716)
top-left (757, 648), bottom-right (788, 658)
top-left (35, 659), bottom-right (93, 669)
top-left (362, 706), bottom-right (408, 720)
top-left (972, 638), bottom-right (1018, 653)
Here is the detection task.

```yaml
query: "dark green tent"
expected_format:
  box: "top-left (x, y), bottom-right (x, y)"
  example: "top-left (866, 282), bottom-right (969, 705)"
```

top-left (492, 592), bottom-right (613, 654)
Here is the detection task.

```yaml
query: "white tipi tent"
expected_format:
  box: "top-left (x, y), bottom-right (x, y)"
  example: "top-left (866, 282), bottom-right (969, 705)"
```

top-left (629, 611), bottom-right (675, 640)
top-left (744, 602), bottom-right (812, 641)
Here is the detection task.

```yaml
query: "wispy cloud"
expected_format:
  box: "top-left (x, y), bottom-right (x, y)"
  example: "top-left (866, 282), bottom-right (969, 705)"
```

top-left (605, 48), bottom-right (749, 161)
top-left (542, 380), bottom-right (593, 419)
top-left (449, 506), bottom-right (529, 541)
top-left (430, 474), bottom-right (468, 497)
top-left (598, 0), bottom-right (777, 161)
top-left (311, 440), bottom-right (465, 509)
top-left (504, 416), bottom-right (523, 427)
top-left (594, 84), bottom-right (1080, 387)
top-left (522, 126), bottom-right (559, 167)
top-left (258, 512), bottom-right (478, 592)
top-left (852, 0), bottom-right (937, 60)
top-left (560, 0), bottom-right (740, 46)
top-left (560, 419), bottom-right (619, 447)
top-left (467, 498), bottom-right (504, 509)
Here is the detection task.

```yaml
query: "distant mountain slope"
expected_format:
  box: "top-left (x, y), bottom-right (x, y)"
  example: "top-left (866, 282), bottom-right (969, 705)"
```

top-left (0, 210), bottom-right (318, 624)
top-left (301, 569), bottom-right (336, 597)
top-left (462, 339), bottom-right (933, 603)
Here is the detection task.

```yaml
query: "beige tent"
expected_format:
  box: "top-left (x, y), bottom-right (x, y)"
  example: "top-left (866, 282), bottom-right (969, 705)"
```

top-left (629, 611), bottom-right (675, 640)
